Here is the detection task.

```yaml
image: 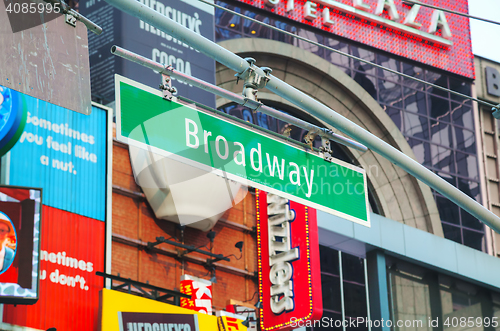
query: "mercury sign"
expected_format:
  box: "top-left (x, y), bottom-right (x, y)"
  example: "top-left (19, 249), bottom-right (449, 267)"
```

top-left (256, 190), bottom-right (322, 331)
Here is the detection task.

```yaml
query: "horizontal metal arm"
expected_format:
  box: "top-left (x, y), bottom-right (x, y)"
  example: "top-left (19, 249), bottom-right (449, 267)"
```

top-left (104, 0), bottom-right (500, 234)
top-left (147, 237), bottom-right (230, 262)
top-left (111, 46), bottom-right (367, 152)
top-left (45, 0), bottom-right (103, 34)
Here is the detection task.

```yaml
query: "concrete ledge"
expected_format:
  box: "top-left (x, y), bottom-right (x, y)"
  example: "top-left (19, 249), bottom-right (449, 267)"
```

top-left (318, 211), bottom-right (500, 290)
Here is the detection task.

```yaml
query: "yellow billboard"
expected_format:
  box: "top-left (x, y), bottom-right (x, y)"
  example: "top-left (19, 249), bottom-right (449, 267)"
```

top-left (99, 289), bottom-right (247, 331)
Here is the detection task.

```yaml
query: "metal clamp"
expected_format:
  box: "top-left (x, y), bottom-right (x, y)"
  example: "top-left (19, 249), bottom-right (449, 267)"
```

top-left (242, 98), bottom-right (262, 113)
top-left (159, 69), bottom-right (177, 100)
top-left (235, 58), bottom-right (272, 101)
top-left (304, 129), bottom-right (320, 149)
top-left (305, 128), bottom-right (334, 162)
top-left (319, 136), bottom-right (334, 162)
top-left (65, 13), bottom-right (77, 27)
top-left (493, 105), bottom-right (500, 119)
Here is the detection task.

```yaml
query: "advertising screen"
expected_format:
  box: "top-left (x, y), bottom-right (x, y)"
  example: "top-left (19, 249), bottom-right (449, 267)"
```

top-left (0, 85), bottom-right (110, 331)
top-left (0, 186), bottom-right (42, 304)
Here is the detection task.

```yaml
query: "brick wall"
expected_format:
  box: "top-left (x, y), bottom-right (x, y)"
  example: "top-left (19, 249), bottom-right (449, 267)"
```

top-left (111, 133), bottom-right (258, 311)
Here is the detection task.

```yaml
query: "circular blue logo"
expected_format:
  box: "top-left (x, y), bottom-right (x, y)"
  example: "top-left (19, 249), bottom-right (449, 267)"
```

top-left (0, 86), bottom-right (27, 156)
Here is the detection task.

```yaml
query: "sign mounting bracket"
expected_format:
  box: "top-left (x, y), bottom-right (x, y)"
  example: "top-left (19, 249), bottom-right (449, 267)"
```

top-left (235, 58), bottom-right (271, 101)
top-left (159, 69), bottom-right (177, 101)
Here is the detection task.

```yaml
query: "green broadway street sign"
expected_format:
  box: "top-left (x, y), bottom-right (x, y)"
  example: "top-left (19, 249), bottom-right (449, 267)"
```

top-left (115, 75), bottom-right (370, 226)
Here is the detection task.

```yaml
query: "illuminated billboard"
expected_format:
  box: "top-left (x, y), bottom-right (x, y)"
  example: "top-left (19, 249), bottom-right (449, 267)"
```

top-left (0, 85), bottom-right (110, 330)
top-left (235, 0), bottom-right (474, 78)
top-left (0, 186), bottom-right (42, 305)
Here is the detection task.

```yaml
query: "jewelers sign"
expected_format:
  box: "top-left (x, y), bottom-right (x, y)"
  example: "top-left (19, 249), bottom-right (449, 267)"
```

top-left (115, 75), bottom-right (369, 226)
top-left (256, 190), bottom-right (322, 331)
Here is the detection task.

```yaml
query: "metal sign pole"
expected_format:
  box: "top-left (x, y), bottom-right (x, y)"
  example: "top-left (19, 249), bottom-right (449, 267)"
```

top-left (110, 46), bottom-right (367, 153)
top-left (104, 0), bottom-right (500, 234)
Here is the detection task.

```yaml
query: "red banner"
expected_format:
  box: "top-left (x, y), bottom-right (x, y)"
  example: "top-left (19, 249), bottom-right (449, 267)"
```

top-left (256, 190), bottom-right (322, 331)
top-left (180, 275), bottom-right (213, 315)
top-left (3, 206), bottom-right (105, 331)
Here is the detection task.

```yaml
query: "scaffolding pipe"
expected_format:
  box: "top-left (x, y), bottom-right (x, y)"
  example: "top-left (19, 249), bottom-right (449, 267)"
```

top-left (104, 0), bottom-right (500, 234)
top-left (111, 46), bottom-right (368, 152)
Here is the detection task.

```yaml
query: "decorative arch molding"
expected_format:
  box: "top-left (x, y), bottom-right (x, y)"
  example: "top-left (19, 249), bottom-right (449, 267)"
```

top-left (216, 38), bottom-right (443, 236)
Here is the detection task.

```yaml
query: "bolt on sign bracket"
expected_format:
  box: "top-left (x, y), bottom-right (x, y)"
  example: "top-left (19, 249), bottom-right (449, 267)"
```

top-left (159, 70), bottom-right (177, 100)
top-left (65, 13), bottom-right (77, 27)
top-left (320, 136), bottom-right (334, 163)
top-left (235, 58), bottom-right (272, 101)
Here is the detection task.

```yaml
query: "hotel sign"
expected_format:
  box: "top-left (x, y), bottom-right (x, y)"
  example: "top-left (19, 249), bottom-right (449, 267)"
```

top-left (256, 191), bottom-right (322, 331)
top-left (116, 75), bottom-right (369, 226)
top-left (235, 0), bottom-right (474, 78)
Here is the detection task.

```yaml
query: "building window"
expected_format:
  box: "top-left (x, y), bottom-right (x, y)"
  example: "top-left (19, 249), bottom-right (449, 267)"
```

top-left (387, 256), bottom-right (500, 331)
top-left (214, 1), bottom-right (485, 251)
top-left (310, 245), bottom-right (369, 331)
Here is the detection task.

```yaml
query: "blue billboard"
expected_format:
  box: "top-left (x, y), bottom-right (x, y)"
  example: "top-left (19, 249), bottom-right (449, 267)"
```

top-left (5, 86), bottom-right (107, 221)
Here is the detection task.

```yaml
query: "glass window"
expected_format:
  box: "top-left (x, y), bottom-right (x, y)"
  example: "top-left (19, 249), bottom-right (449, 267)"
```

top-left (324, 38), bottom-right (350, 68)
top-left (431, 121), bottom-right (453, 148)
top-left (314, 247), bottom-right (369, 331)
top-left (403, 89), bottom-right (427, 115)
top-left (431, 145), bottom-right (455, 173)
top-left (388, 259), bottom-right (500, 331)
top-left (428, 94), bottom-right (451, 121)
top-left (442, 223), bottom-right (462, 244)
top-left (378, 81), bottom-right (403, 108)
top-left (439, 275), bottom-right (487, 331)
top-left (407, 138), bottom-right (431, 166)
top-left (386, 106), bottom-right (403, 131)
top-left (435, 195), bottom-right (460, 226)
top-left (243, 12), bottom-right (271, 38)
top-left (320, 245), bottom-right (340, 276)
top-left (353, 70), bottom-right (377, 100)
top-left (294, 29), bottom-right (323, 57)
top-left (425, 70), bottom-right (448, 98)
top-left (342, 253), bottom-right (365, 285)
top-left (451, 103), bottom-right (474, 130)
top-left (314, 310), bottom-right (342, 331)
top-left (455, 152), bottom-right (478, 180)
top-left (493, 292), bottom-right (500, 331)
top-left (404, 112), bottom-right (429, 140)
top-left (215, 27), bottom-right (241, 42)
top-left (387, 260), bottom-right (432, 331)
top-left (449, 77), bottom-right (471, 103)
top-left (402, 62), bottom-right (425, 90)
top-left (352, 46), bottom-right (376, 76)
top-left (462, 229), bottom-right (486, 251)
top-left (322, 274), bottom-right (342, 312)
top-left (272, 19), bottom-right (297, 44)
top-left (377, 55), bottom-right (400, 82)
top-left (454, 127), bottom-right (476, 153)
